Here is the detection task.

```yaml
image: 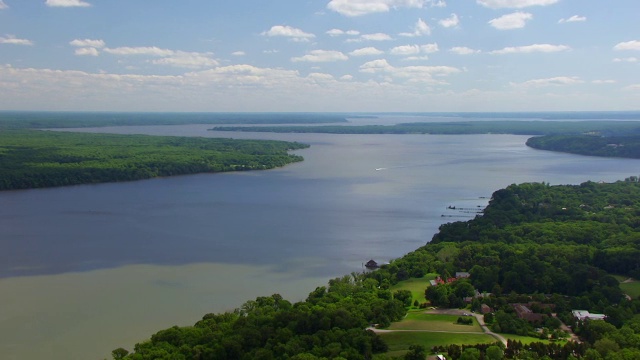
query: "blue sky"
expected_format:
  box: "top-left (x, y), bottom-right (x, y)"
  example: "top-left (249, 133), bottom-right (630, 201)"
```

top-left (0, 0), bottom-right (638, 112)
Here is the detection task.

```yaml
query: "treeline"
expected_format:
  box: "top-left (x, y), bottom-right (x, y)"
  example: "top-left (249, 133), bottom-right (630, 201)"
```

top-left (0, 112), bottom-right (348, 130)
top-left (113, 276), bottom-right (405, 360)
top-left (527, 135), bottom-right (640, 159)
top-left (0, 130), bottom-right (309, 190)
top-left (211, 120), bottom-right (640, 136)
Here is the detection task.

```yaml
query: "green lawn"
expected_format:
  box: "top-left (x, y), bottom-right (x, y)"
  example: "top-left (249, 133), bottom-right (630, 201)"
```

top-left (387, 312), bottom-right (482, 332)
top-left (500, 333), bottom-right (566, 345)
top-left (390, 274), bottom-right (438, 305)
top-left (620, 279), bottom-right (640, 299)
top-left (375, 331), bottom-right (495, 358)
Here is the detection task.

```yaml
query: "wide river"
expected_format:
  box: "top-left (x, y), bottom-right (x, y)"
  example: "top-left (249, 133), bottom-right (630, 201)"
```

top-left (1, 118), bottom-right (639, 359)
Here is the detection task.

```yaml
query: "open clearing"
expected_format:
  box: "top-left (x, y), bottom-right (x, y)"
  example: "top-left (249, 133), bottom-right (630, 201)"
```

top-left (375, 331), bottom-right (495, 358)
top-left (387, 312), bottom-right (483, 332)
top-left (620, 279), bottom-right (640, 299)
top-left (390, 274), bottom-right (438, 304)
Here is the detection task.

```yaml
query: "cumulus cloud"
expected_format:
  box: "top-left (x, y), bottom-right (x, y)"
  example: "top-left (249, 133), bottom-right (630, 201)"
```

top-left (74, 47), bottom-right (99, 56)
top-left (613, 40), bottom-right (640, 51)
top-left (390, 44), bottom-right (438, 56)
top-left (399, 18), bottom-right (431, 37)
top-left (151, 52), bottom-right (219, 68)
top-left (340, 75), bottom-right (354, 81)
top-left (513, 76), bottom-right (583, 87)
top-left (449, 46), bottom-right (480, 55)
top-left (0, 35), bottom-right (34, 46)
top-left (291, 50), bottom-right (348, 62)
top-left (489, 12), bottom-right (532, 30)
top-left (439, 13), bottom-right (459, 28)
top-left (231, 51), bottom-right (246, 56)
top-left (349, 47), bottom-right (384, 56)
top-left (103, 46), bottom-right (219, 68)
top-left (104, 46), bottom-right (175, 57)
top-left (69, 39), bottom-right (105, 48)
top-left (261, 25), bottom-right (315, 42)
top-left (558, 15), bottom-right (586, 23)
top-left (623, 84), bottom-right (640, 91)
top-left (491, 43), bottom-right (570, 54)
top-left (45, 0), bottom-right (91, 7)
top-left (0, 1), bottom-right (8, 9)
top-left (359, 59), bottom-right (460, 83)
top-left (613, 57), bottom-right (638, 63)
top-left (477, 0), bottom-right (558, 9)
top-left (327, 0), bottom-right (428, 17)
top-left (592, 80), bottom-right (616, 84)
top-left (361, 33), bottom-right (393, 41)
top-left (326, 29), bottom-right (360, 37)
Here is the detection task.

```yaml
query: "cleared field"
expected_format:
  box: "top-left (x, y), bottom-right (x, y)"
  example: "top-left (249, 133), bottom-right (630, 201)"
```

top-left (500, 334), bottom-right (561, 345)
top-left (390, 274), bottom-right (438, 304)
top-left (387, 312), bottom-right (482, 332)
top-left (376, 331), bottom-right (495, 358)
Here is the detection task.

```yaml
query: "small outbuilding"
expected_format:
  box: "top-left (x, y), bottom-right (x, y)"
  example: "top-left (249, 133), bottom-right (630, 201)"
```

top-left (365, 259), bottom-right (379, 269)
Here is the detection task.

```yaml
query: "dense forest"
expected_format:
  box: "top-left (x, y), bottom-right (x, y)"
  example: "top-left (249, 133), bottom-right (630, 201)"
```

top-left (527, 135), bottom-right (640, 159)
top-left (211, 121), bottom-right (640, 137)
top-left (0, 130), bottom-right (308, 190)
top-left (113, 179), bottom-right (640, 359)
top-left (0, 112), bottom-right (348, 130)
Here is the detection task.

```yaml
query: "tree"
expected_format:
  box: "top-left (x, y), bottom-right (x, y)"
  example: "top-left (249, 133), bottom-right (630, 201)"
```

top-left (404, 344), bottom-right (426, 360)
top-left (111, 348), bottom-right (129, 360)
top-left (459, 347), bottom-right (481, 360)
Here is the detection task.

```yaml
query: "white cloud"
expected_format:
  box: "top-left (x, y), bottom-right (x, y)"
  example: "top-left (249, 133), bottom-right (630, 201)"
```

top-left (152, 52), bottom-right (219, 68)
top-left (0, 35), bottom-right (34, 46)
top-left (359, 58), bottom-right (460, 83)
top-left (263, 50), bottom-right (279, 54)
top-left (489, 12), bottom-right (532, 30)
top-left (592, 80), bottom-right (616, 84)
top-left (399, 18), bottom-right (431, 37)
top-left (261, 25), bottom-right (315, 42)
top-left (390, 44), bottom-right (438, 56)
top-left (104, 46), bottom-right (175, 57)
top-left (449, 46), bottom-right (480, 55)
top-left (558, 15), bottom-right (586, 23)
top-left (491, 43), bottom-right (570, 54)
top-left (513, 76), bottom-right (583, 87)
top-left (404, 56), bottom-right (430, 61)
top-left (439, 14), bottom-right (459, 28)
top-left (340, 75), bottom-right (354, 81)
top-left (613, 40), bottom-right (640, 51)
top-left (45, 0), bottom-right (91, 7)
top-left (291, 50), bottom-right (348, 62)
top-left (74, 47), bottom-right (99, 56)
top-left (231, 51), bottom-right (246, 56)
top-left (623, 84), bottom-right (640, 91)
top-left (69, 39), bottom-right (105, 48)
top-left (613, 57), bottom-right (638, 63)
top-left (349, 47), bottom-right (384, 56)
top-left (362, 33), bottom-right (393, 41)
top-left (326, 29), bottom-right (360, 37)
top-left (327, 0), bottom-right (428, 17)
top-left (0, 1), bottom-right (8, 9)
top-left (477, 0), bottom-right (558, 9)
top-left (429, 0), bottom-right (446, 7)
top-left (390, 45), bottom-right (421, 56)
top-left (103, 46), bottom-right (218, 68)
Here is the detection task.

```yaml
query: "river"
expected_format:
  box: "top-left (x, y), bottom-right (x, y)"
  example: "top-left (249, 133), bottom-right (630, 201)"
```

top-left (1, 119), bottom-right (638, 359)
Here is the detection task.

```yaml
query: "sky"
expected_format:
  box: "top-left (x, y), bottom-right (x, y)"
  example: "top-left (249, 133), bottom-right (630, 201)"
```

top-left (0, 0), bottom-right (639, 112)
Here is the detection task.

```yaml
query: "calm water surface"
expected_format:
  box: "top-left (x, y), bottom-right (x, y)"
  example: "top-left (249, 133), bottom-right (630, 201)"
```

top-left (1, 122), bottom-right (639, 359)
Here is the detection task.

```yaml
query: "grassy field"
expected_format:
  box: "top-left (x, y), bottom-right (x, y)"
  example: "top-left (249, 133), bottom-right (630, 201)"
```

top-left (375, 331), bottom-right (495, 358)
top-left (499, 333), bottom-right (558, 345)
top-left (620, 279), bottom-right (640, 299)
top-left (387, 312), bottom-right (482, 332)
top-left (390, 274), bottom-right (438, 304)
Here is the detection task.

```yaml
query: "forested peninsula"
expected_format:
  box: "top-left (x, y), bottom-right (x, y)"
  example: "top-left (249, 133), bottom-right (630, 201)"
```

top-left (0, 130), bottom-right (308, 190)
top-left (113, 179), bottom-right (640, 360)
top-left (210, 121), bottom-right (640, 136)
top-left (527, 135), bottom-right (640, 159)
